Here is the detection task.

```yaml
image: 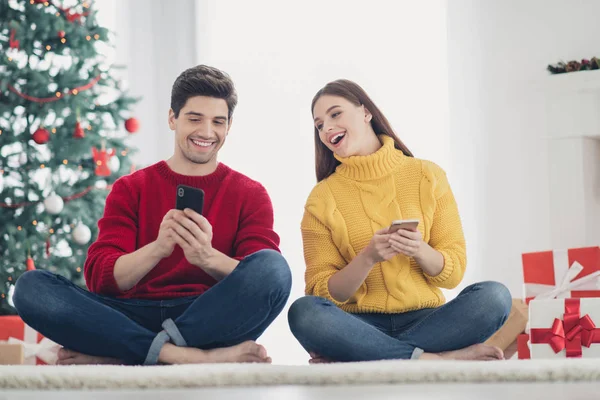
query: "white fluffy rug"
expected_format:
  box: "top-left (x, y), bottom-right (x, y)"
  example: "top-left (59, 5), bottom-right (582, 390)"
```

top-left (2, 359), bottom-right (600, 390)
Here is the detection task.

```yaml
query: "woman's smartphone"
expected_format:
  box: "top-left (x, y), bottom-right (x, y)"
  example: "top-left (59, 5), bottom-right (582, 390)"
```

top-left (175, 185), bottom-right (204, 215)
top-left (388, 219), bottom-right (419, 233)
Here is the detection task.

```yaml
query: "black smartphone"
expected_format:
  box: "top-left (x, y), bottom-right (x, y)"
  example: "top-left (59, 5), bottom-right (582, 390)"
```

top-left (175, 185), bottom-right (204, 215)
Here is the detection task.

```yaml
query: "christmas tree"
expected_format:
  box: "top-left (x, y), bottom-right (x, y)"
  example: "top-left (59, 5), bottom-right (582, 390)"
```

top-left (0, 0), bottom-right (140, 315)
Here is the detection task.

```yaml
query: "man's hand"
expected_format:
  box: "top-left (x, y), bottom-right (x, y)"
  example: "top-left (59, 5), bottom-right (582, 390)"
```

top-left (152, 209), bottom-right (180, 259)
top-left (168, 208), bottom-right (214, 269)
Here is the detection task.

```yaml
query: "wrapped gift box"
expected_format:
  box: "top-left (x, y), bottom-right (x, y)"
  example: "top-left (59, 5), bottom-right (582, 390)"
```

top-left (517, 333), bottom-right (531, 359)
top-left (0, 316), bottom-right (59, 365)
top-left (522, 246), bottom-right (600, 303)
top-left (529, 298), bottom-right (600, 359)
top-left (484, 299), bottom-right (528, 359)
top-left (0, 343), bottom-right (24, 365)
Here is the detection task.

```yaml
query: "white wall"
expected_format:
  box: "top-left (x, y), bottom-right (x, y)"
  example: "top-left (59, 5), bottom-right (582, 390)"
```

top-left (447, 0), bottom-right (600, 296)
top-left (96, 0), bottom-right (198, 168)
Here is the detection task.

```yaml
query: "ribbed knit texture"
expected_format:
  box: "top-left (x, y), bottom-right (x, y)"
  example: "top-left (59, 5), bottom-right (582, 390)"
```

top-left (84, 161), bottom-right (280, 298)
top-left (301, 135), bottom-right (466, 314)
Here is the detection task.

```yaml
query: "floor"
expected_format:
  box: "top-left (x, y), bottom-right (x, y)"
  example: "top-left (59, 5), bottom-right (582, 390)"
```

top-left (3, 383), bottom-right (600, 400)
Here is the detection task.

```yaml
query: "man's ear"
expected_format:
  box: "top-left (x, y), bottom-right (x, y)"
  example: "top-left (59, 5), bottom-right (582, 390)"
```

top-left (168, 109), bottom-right (176, 130)
top-left (226, 117), bottom-right (233, 134)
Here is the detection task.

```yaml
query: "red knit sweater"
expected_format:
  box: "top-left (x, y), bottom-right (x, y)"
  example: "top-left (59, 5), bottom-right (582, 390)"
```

top-left (84, 161), bottom-right (280, 299)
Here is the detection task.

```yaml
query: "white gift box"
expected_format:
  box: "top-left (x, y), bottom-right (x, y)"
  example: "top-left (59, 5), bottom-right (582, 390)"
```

top-left (529, 298), bottom-right (600, 359)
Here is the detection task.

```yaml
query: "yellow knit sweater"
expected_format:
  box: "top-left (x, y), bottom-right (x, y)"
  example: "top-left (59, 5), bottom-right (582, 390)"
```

top-left (301, 135), bottom-right (467, 314)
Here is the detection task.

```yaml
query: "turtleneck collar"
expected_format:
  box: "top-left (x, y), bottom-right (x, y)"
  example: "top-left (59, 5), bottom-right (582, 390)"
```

top-left (334, 135), bottom-right (406, 181)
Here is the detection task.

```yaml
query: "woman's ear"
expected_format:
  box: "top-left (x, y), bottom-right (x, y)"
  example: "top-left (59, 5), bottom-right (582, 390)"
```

top-left (364, 107), bottom-right (373, 122)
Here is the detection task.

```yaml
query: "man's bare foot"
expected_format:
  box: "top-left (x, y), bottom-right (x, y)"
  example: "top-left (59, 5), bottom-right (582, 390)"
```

top-left (308, 352), bottom-right (335, 364)
top-left (420, 344), bottom-right (504, 361)
top-left (56, 348), bottom-right (123, 365)
top-left (158, 340), bottom-right (271, 364)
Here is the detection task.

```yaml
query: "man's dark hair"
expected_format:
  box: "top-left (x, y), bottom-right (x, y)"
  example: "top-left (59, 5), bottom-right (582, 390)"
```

top-left (170, 65), bottom-right (238, 120)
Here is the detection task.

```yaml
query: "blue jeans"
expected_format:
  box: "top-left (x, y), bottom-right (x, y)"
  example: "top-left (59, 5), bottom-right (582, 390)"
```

top-left (13, 249), bottom-right (292, 365)
top-left (288, 281), bottom-right (511, 361)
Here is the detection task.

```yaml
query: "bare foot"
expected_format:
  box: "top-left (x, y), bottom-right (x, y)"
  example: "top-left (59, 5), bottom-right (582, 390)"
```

top-left (158, 340), bottom-right (271, 364)
top-left (56, 348), bottom-right (123, 365)
top-left (420, 344), bottom-right (504, 361)
top-left (308, 352), bottom-right (334, 364)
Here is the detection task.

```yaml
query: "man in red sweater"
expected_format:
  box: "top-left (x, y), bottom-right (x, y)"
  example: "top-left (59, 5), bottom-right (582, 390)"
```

top-left (13, 65), bottom-right (292, 365)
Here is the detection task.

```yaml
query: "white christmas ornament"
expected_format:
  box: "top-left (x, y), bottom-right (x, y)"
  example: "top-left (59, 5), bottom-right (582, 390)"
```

top-left (109, 155), bottom-right (120, 173)
top-left (94, 180), bottom-right (108, 189)
top-left (43, 193), bottom-right (64, 214)
top-left (72, 223), bottom-right (92, 245)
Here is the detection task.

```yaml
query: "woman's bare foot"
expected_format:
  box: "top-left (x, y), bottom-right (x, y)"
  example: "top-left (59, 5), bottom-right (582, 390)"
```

top-left (56, 348), bottom-right (123, 365)
top-left (158, 340), bottom-right (272, 364)
top-left (308, 352), bottom-right (334, 364)
top-left (420, 344), bottom-right (504, 361)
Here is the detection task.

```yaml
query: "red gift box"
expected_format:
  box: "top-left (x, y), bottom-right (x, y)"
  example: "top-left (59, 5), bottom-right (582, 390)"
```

top-left (522, 247), bottom-right (600, 304)
top-left (0, 316), bottom-right (59, 365)
top-left (517, 333), bottom-right (531, 359)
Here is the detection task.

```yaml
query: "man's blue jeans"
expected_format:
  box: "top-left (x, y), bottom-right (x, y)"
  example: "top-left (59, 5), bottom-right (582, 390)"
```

top-left (13, 249), bottom-right (292, 365)
top-left (288, 281), bottom-right (511, 361)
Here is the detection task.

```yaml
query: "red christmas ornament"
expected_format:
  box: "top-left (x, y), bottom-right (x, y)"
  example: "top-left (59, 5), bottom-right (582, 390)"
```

top-left (73, 121), bottom-right (85, 138)
top-left (26, 256), bottom-right (36, 271)
top-left (63, 8), bottom-right (89, 23)
top-left (92, 146), bottom-right (115, 177)
top-left (58, 30), bottom-right (66, 39)
top-left (32, 128), bottom-right (50, 144)
top-left (9, 29), bottom-right (19, 50)
top-left (125, 117), bottom-right (140, 133)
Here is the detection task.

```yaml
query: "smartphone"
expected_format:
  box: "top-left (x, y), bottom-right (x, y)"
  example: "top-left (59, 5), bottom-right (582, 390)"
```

top-left (175, 185), bottom-right (204, 215)
top-left (388, 219), bottom-right (419, 233)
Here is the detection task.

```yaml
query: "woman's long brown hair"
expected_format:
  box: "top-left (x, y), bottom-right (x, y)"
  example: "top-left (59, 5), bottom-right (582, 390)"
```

top-left (311, 79), bottom-right (413, 182)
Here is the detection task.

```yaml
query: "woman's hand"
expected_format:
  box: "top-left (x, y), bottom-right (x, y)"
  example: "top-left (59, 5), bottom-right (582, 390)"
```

top-left (388, 228), bottom-right (423, 257)
top-left (361, 228), bottom-right (400, 264)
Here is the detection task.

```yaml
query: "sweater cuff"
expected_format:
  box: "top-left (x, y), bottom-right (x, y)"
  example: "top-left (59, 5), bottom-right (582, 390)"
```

top-left (98, 253), bottom-right (125, 296)
top-left (316, 278), bottom-right (350, 307)
top-left (423, 250), bottom-right (455, 284)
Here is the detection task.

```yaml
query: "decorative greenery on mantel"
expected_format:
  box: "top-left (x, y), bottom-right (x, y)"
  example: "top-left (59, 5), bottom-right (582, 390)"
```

top-left (548, 57), bottom-right (600, 74)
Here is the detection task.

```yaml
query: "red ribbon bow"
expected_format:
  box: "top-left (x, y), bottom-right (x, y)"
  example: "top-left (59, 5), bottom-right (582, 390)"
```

top-left (531, 298), bottom-right (600, 357)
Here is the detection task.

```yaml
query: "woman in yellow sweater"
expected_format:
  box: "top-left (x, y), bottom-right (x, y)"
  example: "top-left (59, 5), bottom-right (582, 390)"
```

top-left (288, 79), bottom-right (511, 362)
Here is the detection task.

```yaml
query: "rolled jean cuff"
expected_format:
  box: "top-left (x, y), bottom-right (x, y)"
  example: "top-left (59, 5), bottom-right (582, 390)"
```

top-left (144, 330), bottom-right (170, 365)
top-left (162, 318), bottom-right (187, 347)
top-left (410, 347), bottom-right (424, 360)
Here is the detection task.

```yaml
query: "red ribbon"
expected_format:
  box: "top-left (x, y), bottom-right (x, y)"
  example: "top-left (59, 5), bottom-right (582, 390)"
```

top-left (531, 298), bottom-right (600, 357)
